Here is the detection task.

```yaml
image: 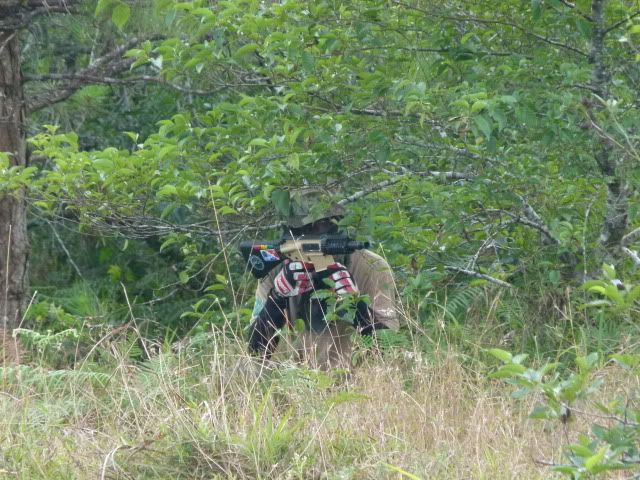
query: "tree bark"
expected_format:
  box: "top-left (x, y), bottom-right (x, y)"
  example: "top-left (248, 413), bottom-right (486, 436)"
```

top-left (0, 30), bottom-right (29, 330)
top-left (589, 0), bottom-right (629, 252)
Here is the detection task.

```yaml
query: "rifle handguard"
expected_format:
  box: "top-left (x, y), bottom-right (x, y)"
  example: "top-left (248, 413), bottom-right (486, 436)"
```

top-left (239, 235), bottom-right (369, 279)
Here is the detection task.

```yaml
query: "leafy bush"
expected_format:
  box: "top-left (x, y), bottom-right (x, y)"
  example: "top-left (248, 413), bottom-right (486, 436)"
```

top-left (488, 267), bottom-right (640, 478)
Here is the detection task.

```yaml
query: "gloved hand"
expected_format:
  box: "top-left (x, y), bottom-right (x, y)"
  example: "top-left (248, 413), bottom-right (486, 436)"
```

top-left (322, 264), bottom-right (388, 335)
top-left (354, 301), bottom-right (388, 335)
top-left (248, 293), bottom-right (288, 357)
top-left (325, 262), bottom-right (358, 297)
top-left (273, 260), bottom-right (315, 297)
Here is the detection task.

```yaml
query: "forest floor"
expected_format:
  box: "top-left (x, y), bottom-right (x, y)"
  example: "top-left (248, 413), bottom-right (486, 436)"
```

top-left (2, 329), bottom-right (636, 480)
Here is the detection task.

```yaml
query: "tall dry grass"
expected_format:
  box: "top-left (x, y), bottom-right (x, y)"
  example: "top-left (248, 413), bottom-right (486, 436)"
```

top-left (0, 330), bottom-right (585, 480)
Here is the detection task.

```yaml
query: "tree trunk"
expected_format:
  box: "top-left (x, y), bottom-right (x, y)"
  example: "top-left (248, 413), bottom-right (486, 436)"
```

top-left (0, 30), bottom-right (29, 331)
top-left (589, 0), bottom-right (628, 255)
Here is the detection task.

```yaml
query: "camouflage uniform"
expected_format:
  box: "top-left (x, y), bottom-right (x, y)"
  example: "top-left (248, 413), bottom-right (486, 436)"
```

top-left (251, 249), bottom-right (398, 369)
top-left (248, 187), bottom-right (399, 368)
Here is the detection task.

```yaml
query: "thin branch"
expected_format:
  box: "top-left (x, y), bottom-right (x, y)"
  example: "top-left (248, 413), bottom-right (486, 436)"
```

top-left (48, 220), bottom-right (85, 281)
top-left (514, 194), bottom-right (560, 245)
top-left (604, 10), bottom-right (640, 35)
top-left (27, 35), bottom-right (165, 113)
top-left (486, 206), bottom-right (559, 246)
top-left (622, 227), bottom-right (640, 246)
top-left (622, 247), bottom-right (640, 267)
top-left (573, 83), bottom-right (601, 94)
top-left (556, 0), bottom-right (593, 21)
top-left (352, 44), bottom-right (523, 58)
top-left (533, 459), bottom-right (561, 467)
top-left (0, 1), bottom-right (74, 31)
top-left (0, 30), bottom-right (16, 56)
top-left (25, 73), bottom-right (229, 96)
top-left (393, 1), bottom-right (588, 57)
top-left (337, 170), bottom-right (473, 206)
top-left (393, 136), bottom-right (483, 160)
top-left (427, 265), bottom-right (513, 288)
top-left (338, 179), bottom-right (399, 205)
top-left (563, 403), bottom-right (640, 427)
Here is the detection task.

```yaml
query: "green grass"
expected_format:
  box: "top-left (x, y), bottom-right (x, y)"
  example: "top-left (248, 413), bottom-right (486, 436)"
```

top-left (0, 330), bottom-right (569, 480)
top-left (2, 283), bottom-right (640, 479)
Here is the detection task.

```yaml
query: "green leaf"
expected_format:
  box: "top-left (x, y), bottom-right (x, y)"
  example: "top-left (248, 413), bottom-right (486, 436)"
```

top-left (553, 466), bottom-right (578, 474)
top-left (157, 185), bottom-right (178, 197)
top-left (293, 318), bottom-right (305, 333)
top-left (325, 391), bottom-right (370, 406)
top-left (234, 43), bottom-right (261, 58)
top-left (587, 285), bottom-right (607, 295)
top-left (531, 0), bottom-right (541, 21)
top-left (382, 464), bottom-right (422, 480)
top-left (112, 2), bottom-right (131, 30)
top-left (490, 364), bottom-right (527, 379)
top-left (581, 280), bottom-right (607, 290)
top-left (625, 285), bottom-right (640, 304)
top-left (529, 404), bottom-right (552, 419)
top-left (584, 447), bottom-right (607, 472)
top-left (249, 138), bottom-right (268, 146)
top-left (610, 353), bottom-right (640, 369)
top-left (179, 271), bottom-right (190, 284)
top-left (602, 263), bottom-right (616, 280)
top-left (159, 237), bottom-right (178, 252)
top-left (218, 206), bottom-right (235, 215)
top-left (603, 284), bottom-right (625, 305)
top-left (471, 100), bottom-right (488, 113)
top-left (474, 114), bottom-right (493, 139)
top-left (576, 17), bottom-right (592, 38)
top-left (271, 189), bottom-right (290, 217)
top-left (488, 348), bottom-right (512, 362)
top-left (95, 0), bottom-right (116, 16)
top-left (569, 444), bottom-right (594, 458)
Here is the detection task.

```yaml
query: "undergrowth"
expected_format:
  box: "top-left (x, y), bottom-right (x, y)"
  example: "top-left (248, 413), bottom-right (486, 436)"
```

top-left (3, 276), bottom-right (640, 479)
top-left (0, 333), bottom-right (560, 480)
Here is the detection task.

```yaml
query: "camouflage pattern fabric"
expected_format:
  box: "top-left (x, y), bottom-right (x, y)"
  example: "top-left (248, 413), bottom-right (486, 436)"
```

top-left (252, 249), bottom-right (398, 369)
top-left (284, 187), bottom-right (346, 228)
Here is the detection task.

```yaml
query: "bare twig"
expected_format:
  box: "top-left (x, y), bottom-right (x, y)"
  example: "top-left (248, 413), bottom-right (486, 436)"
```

top-left (622, 247), bottom-right (640, 267)
top-left (24, 73), bottom-right (274, 96)
top-left (47, 220), bottom-right (85, 281)
top-left (622, 227), bottom-right (640, 246)
top-left (208, 181), bottom-right (239, 325)
top-left (393, 1), bottom-right (588, 57)
top-left (28, 35), bottom-right (165, 112)
top-left (3, 224), bottom-right (11, 330)
top-left (485, 207), bottom-right (559, 246)
top-left (337, 169), bottom-right (473, 206)
top-left (120, 283), bottom-right (151, 359)
top-left (604, 10), bottom-right (640, 35)
top-left (0, 1), bottom-right (74, 31)
top-left (0, 30), bottom-right (16, 56)
top-left (563, 403), bottom-right (640, 427)
top-left (426, 265), bottom-right (513, 288)
top-left (514, 194), bottom-right (560, 245)
top-left (467, 234), bottom-right (497, 270)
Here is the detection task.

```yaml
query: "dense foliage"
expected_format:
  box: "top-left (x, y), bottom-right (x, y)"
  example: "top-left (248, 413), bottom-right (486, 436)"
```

top-left (1, 0), bottom-right (640, 477)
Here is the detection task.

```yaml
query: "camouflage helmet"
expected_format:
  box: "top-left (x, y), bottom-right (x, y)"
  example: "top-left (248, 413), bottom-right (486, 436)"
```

top-left (273, 187), bottom-right (345, 228)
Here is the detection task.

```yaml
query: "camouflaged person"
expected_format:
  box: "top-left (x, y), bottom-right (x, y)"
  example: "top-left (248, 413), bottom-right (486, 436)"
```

top-left (247, 187), bottom-right (398, 369)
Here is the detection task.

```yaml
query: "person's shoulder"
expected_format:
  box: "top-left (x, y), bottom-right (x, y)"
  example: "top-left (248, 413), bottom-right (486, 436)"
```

top-left (350, 249), bottom-right (391, 271)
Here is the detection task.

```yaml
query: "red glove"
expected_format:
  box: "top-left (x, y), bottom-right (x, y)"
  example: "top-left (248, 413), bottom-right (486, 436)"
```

top-left (326, 263), bottom-right (358, 296)
top-left (273, 260), bottom-right (315, 297)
